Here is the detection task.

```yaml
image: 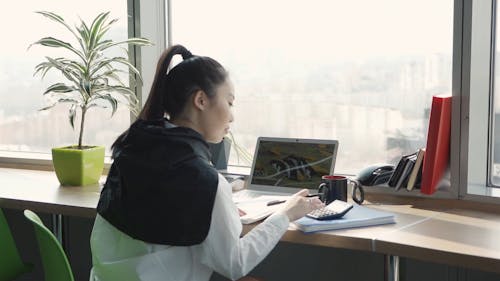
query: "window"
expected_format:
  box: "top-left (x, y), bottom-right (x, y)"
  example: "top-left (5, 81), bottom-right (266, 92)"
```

top-left (0, 1), bottom-right (130, 157)
top-left (169, 0), bottom-right (454, 175)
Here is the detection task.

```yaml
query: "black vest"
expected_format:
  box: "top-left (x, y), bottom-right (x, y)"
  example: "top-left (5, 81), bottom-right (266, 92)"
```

top-left (97, 119), bottom-right (219, 246)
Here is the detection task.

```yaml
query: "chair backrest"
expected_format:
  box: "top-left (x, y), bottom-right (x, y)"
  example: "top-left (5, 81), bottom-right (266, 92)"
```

top-left (0, 208), bottom-right (32, 281)
top-left (23, 210), bottom-right (74, 281)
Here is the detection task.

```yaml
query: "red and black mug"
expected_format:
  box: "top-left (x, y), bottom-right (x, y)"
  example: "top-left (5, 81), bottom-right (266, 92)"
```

top-left (318, 175), bottom-right (364, 204)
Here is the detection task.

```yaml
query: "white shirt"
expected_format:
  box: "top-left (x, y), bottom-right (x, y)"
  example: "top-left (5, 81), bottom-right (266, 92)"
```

top-left (89, 174), bottom-right (290, 281)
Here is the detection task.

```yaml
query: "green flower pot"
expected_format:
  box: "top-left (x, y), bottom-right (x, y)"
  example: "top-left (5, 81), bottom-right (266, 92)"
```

top-left (52, 145), bottom-right (105, 186)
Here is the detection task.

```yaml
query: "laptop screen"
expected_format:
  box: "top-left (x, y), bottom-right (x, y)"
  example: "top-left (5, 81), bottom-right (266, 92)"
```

top-left (249, 138), bottom-right (338, 190)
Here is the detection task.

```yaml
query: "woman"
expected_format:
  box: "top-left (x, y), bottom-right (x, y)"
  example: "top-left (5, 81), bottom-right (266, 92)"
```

top-left (90, 45), bottom-right (324, 281)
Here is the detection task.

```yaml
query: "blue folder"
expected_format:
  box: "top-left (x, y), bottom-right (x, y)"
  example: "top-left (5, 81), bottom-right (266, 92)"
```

top-left (294, 204), bottom-right (396, 233)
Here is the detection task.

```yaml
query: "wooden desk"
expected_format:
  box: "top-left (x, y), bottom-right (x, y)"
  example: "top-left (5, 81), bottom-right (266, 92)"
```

top-left (374, 205), bottom-right (500, 274)
top-left (2, 167), bottom-right (500, 280)
top-left (243, 202), bottom-right (434, 253)
top-left (0, 168), bottom-right (101, 242)
top-left (0, 168), bottom-right (101, 218)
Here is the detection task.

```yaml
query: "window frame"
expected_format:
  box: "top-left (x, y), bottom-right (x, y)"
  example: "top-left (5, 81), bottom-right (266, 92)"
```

top-left (460, 0), bottom-right (500, 203)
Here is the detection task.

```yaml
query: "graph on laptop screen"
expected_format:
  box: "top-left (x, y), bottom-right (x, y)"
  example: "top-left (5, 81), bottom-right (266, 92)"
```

top-left (250, 139), bottom-right (337, 189)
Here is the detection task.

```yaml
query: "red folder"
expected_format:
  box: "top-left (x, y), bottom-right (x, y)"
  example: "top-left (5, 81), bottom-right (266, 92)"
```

top-left (421, 94), bottom-right (452, 195)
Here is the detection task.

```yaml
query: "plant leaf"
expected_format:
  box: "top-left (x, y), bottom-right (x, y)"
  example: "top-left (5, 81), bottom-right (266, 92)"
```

top-left (110, 57), bottom-right (142, 80)
top-left (58, 98), bottom-right (81, 104)
top-left (34, 58), bottom-right (85, 81)
top-left (75, 23), bottom-right (90, 51)
top-left (80, 80), bottom-right (92, 98)
top-left (107, 86), bottom-right (140, 115)
top-left (39, 103), bottom-right (58, 111)
top-left (92, 94), bottom-right (118, 117)
top-left (89, 12), bottom-right (110, 50)
top-left (98, 18), bottom-right (118, 40)
top-left (88, 57), bottom-right (114, 76)
top-left (96, 70), bottom-right (127, 86)
top-left (87, 103), bottom-right (108, 110)
top-left (44, 57), bottom-right (82, 87)
top-left (34, 11), bottom-right (81, 43)
top-left (108, 85), bottom-right (136, 96)
top-left (29, 37), bottom-right (86, 62)
top-left (33, 62), bottom-right (54, 78)
top-left (88, 40), bottom-right (111, 62)
top-left (89, 56), bottom-right (143, 82)
top-left (96, 38), bottom-right (152, 53)
top-left (39, 98), bottom-right (80, 112)
top-left (123, 37), bottom-right (153, 46)
top-left (43, 83), bottom-right (77, 95)
top-left (69, 104), bottom-right (77, 129)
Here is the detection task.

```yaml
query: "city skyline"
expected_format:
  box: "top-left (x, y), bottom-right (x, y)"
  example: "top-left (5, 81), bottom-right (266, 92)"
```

top-left (0, 53), bottom-right (451, 174)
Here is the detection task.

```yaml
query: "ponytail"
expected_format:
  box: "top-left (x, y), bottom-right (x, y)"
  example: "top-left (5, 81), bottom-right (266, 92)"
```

top-left (139, 45), bottom-right (194, 120)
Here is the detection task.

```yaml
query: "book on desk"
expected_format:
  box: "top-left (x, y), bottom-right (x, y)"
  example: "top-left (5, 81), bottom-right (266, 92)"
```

top-left (234, 194), bottom-right (290, 224)
top-left (293, 204), bottom-right (396, 233)
top-left (421, 94), bottom-right (451, 195)
top-left (388, 148), bottom-right (425, 191)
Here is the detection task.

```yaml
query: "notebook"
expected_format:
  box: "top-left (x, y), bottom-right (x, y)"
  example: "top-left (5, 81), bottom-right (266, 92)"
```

top-left (233, 137), bottom-right (339, 223)
top-left (293, 204), bottom-right (396, 233)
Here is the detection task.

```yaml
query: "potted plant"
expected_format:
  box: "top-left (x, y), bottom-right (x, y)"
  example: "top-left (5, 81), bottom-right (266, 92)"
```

top-left (30, 11), bottom-right (151, 186)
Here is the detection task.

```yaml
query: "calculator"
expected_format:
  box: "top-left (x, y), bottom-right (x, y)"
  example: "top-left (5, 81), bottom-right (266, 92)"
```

top-left (306, 200), bottom-right (354, 220)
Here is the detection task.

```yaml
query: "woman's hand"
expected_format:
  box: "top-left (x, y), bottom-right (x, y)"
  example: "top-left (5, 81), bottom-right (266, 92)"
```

top-left (280, 189), bottom-right (324, 221)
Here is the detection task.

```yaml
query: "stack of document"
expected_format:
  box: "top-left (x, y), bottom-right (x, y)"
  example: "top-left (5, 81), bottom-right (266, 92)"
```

top-left (234, 194), bottom-right (290, 224)
top-left (293, 204), bottom-right (395, 233)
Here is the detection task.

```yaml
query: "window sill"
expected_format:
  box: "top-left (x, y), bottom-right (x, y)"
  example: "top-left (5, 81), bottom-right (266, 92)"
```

top-left (464, 183), bottom-right (500, 203)
top-left (0, 151), bottom-right (111, 173)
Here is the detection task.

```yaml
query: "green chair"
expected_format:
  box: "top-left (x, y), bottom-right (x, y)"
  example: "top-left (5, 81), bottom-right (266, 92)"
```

top-left (0, 208), bottom-right (33, 281)
top-left (23, 210), bottom-right (75, 281)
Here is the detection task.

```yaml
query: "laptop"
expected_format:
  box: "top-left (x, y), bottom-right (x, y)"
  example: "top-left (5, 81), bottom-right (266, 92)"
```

top-left (233, 137), bottom-right (339, 201)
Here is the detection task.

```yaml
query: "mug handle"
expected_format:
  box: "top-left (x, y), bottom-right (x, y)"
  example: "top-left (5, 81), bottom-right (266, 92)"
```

top-left (317, 182), bottom-right (327, 203)
top-left (347, 178), bottom-right (365, 204)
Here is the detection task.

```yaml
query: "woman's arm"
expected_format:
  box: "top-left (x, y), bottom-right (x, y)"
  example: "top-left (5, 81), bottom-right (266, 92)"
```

top-left (195, 174), bottom-right (290, 280)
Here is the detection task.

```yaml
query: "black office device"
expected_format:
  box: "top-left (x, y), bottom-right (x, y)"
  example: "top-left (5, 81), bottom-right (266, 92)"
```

top-left (356, 164), bottom-right (395, 186)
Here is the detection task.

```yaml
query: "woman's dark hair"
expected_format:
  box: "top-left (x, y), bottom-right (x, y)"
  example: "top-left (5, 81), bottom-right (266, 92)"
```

top-left (111, 45), bottom-right (228, 153)
top-left (140, 44), bottom-right (228, 120)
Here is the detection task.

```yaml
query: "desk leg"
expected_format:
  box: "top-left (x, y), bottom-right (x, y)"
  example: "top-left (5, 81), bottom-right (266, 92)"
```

top-left (384, 255), bottom-right (399, 281)
top-left (51, 214), bottom-right (63, 244)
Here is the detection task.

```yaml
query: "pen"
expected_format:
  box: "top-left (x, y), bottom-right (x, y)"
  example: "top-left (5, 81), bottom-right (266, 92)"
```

top-left (266, 199), bottom-right (286, 206)
top-left (267, 193), bottom-right (323, 206)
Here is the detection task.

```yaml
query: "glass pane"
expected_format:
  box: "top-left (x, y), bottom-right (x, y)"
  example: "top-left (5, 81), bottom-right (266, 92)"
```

top-left (0, 1), bottom-right (130, 156)
top-left (170, 0), bottom-right (453, 174)
top-left (491, 1), bottom-right (500, 186)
